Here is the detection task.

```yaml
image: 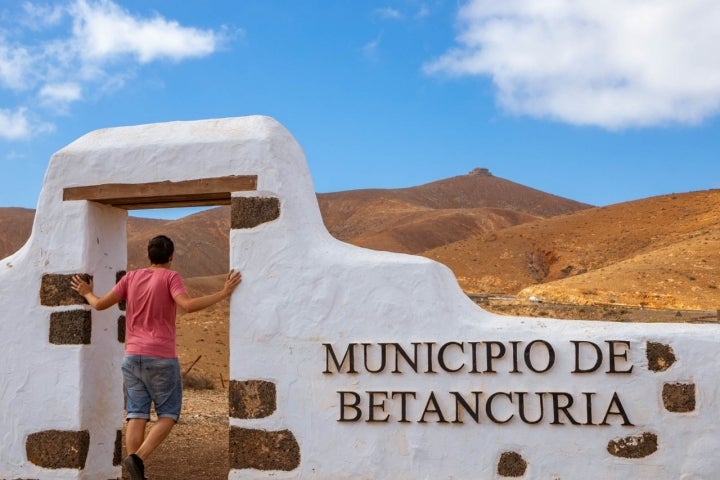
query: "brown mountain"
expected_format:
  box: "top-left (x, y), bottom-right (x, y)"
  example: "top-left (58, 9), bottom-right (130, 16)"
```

top-left (126, 206), bottom-right (231, 277)
top-left (424, 190), bottom-right (720, 310)
top-left (317, 168), bottom-right (591, 253)
top-left (0, 208), bottom-right (34, 258)
top-left (2, 171), bottom-right (716, 310)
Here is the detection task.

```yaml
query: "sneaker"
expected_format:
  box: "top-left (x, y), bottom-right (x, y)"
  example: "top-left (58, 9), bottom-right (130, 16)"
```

top-left (123, 453), bottom-right (146, 480)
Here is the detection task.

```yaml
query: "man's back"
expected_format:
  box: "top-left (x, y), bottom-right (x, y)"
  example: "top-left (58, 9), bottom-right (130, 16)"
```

top-left (114, 267), bottom-right (187, 358)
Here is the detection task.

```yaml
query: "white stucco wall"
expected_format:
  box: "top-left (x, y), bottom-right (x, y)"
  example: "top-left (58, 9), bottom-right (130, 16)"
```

top-left (1, 116), bottom-right (718, 479)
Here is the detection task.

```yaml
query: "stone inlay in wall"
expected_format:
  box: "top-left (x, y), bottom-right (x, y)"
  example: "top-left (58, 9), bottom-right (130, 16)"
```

top-left (662, 382), bottom-right (696, 412)
top-left (229, 380), bottom-right (277, 419)
top-left (497, 451), bottom-right (528, 477)
top-left (40, 274), bottom-right (91, 306)
top-left (25, 429), bottom-right (90, 469)
top-left (49, 310), bottom-right (91, 344)
top-left (607, 432), bottom-right (658, 458)
top-left (118, 315), bottom-right (126, 343)
top-left (646, 341), bottom-right (676, 372)
top-left (114, 430), bottom-right (122, 466)
top-left (116, 270), bottom-right (126, 311)
top-left (229, 427), bottom-right (300, 471)
top-left (231, 196), bottom-right (280, 229)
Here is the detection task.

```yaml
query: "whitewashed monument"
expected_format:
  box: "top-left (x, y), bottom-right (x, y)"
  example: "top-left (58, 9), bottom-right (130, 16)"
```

top-left (0, 116), bottom-right (717, 479)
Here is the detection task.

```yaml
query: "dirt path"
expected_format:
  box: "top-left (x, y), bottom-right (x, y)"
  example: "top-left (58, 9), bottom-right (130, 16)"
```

top-left (121, 388), bottom-right (228, 480)
top-left (476, 297), bottom-right (718, 323)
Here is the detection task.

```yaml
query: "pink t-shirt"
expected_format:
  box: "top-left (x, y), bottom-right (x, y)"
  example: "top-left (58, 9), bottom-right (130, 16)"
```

top-left (112, 268), bottom-right (188, 358)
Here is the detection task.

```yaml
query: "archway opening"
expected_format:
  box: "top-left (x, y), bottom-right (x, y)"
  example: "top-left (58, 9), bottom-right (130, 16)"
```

top-left (64, 176), bottom-right (254, 479)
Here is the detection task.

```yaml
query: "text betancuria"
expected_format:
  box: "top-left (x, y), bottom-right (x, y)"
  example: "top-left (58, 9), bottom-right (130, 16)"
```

top-left (322, 340), bottom-right (635, 426)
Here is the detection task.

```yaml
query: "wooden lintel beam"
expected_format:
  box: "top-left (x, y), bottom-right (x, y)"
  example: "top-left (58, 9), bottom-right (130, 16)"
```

top-left (63, 175), bottom-right (257, 210)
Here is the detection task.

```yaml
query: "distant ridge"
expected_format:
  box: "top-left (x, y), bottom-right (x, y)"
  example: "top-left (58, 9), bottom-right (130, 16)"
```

top-left (318, 168), bottom-right (591, 252)
top-left (2, 172), bottom-right (715, 309)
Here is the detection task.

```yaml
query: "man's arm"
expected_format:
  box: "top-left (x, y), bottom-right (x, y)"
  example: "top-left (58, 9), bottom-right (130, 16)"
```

top-left (174, 269), bottom-right (242, 313)
top-left (71, 275), bottom-right (122, 311)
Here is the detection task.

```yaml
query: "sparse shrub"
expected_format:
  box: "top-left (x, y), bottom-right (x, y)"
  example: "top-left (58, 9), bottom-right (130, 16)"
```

top-left (526, 248), bottom-right (558, 282)
top-left (183, 373), bottom-right (215, 390)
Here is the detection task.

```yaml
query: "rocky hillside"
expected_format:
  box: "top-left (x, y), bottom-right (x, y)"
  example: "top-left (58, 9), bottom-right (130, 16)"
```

top-left (425, 190), bottom-right (720, 310)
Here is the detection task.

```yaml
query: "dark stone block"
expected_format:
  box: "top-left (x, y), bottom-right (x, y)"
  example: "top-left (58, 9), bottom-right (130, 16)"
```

top-left (607, 432), bottom-right (658, 458)
top-left (118, 315), bottom-right (126, 343)
top-left (116, 270), bottom-right (126, 311)
top-left (497, 451), bottom-right (527, 477)
top-left (49, 310), bottom-right (91, 345)
top-left (114, 430), bottom-right (123, 466)
top-left (26, 429), bottom-right (90, 469)
top-left (646, 341), bottom-right (676, 372)
top-left (40, 274), bottom-right (91, 306)
top-left (229, 427), bottom-right (300, 471)
top-left (662, 382), bottom-right (696, 412)
top-left (229, 380), bottom-right (276, 419)
top-left (231, 196), bottom-right (280, 229)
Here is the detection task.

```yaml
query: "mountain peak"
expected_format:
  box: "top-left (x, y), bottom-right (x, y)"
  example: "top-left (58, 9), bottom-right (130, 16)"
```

top-left (468, 167), bottom-right (492, 176)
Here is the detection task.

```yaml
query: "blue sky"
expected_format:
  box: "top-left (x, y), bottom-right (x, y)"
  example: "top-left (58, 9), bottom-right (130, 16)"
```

top-left (1, 0), bottom-right (720, 219)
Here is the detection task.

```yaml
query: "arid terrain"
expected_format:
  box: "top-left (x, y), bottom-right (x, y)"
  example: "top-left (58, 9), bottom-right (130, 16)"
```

top-left (2, 168), bottom-right (719, 478)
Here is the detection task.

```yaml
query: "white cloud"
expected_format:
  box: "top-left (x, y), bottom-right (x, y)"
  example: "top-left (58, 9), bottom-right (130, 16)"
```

top-left (39, 82), bottom-right (82, 105)
top-left (415, 4), bottom-right (430, 19)
top-left (70, 0), bottom-right (219, 63)
top-left (0, 107), bottom-right (56, 140)
top-left (21, 2), bottom-right (66, 29)
top-left (0, 108), bottom-right (32, 140)
top-left (362, 34), bottom-right (383, 62)
top-left (425, 0), bottom-right (720, 128)
top-left (0, 0), bottom-right (226, 142)
top-left (373, 7), bottom-right (404, 21)
top-left (0, 40), bottom-right (33, 90)
top-left (4, 149), bottom-right (27, 162)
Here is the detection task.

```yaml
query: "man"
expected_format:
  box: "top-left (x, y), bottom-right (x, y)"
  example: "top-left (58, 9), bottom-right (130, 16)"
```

top-left (71, 235), bottom-right (241, 480)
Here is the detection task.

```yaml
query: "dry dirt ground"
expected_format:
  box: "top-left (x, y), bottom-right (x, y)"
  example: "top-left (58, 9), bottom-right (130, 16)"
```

top-left (121, 298), bottom-right (718, 479)
top-left (120, 388), bottom-right (229, 480)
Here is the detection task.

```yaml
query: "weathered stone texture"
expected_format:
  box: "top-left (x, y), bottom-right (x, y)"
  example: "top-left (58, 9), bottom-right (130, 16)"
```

top-left (114, 430), bottom-right (123, 466)
top-left (497, 451), bottom-right (527, 477)
top-left (26, 429), bottom-right (90, 469)
top-left (40, 274), bottom-right (91, 306)
top-left (607, 432), bottom-right (658, 458)
top-left (229, 380), bottom-right (276, 419)
top-left (662, 382), bottom-right (696, 412)
top-left (118, 315), bottom-right (126, 343)
top-left (116, 270), bottom-right (126, 311)
top-left (231, 196), bottom-right (280, 229)
top-left (49, 309), bottom-right (91, 344)
top-left (229, 427), bottom-right (300, 471)
top-left (646, 341), bottom-right (676, 372)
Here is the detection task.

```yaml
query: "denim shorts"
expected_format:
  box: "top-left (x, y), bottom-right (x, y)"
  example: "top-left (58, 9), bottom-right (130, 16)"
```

top-left (121, 355), bottom-right (182, 422)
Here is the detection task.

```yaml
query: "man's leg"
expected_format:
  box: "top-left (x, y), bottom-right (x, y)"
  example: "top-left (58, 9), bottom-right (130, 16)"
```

top-left (125, 418), bottom-right (148, 454)
top-left (124, 418), bottom-right (175, 480)
top-left (134, 417), bottom-right (176, 460)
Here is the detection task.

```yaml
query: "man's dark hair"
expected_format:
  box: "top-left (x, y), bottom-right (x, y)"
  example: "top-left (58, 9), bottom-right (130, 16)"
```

top-left (148, 235), bottom-right (175, 264)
